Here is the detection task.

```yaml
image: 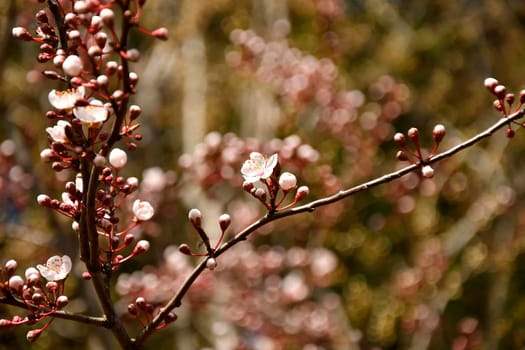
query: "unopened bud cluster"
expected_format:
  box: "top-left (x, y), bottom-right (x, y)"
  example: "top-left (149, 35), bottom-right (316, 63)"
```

top-left (0, 257), bottom-right (72, 338)
top-left (484, 77), bottom-right (525, 138)
top-left (394, 124), bottom-right (446, 178)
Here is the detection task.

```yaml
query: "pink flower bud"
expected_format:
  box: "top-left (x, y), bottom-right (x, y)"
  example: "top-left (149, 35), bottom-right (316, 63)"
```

top-left (219, 214), bottom-right (231, 231)
top-left (135, 296), bottom-right (146, 307)
top-left (129, 105), bottom-right (142, 120)
top-left (37, 194), bottom-right (51, 206)
top-left (295, 186), bottom-right (309, 201)
top-left (254, 188), bottom-right (267, 201)
top-left (152, 27), bottom-right (169, 40)
top-left (56, 295), bottom-right (69, 308)
top-left (494, 85), bottom-right (506, 99)
top-left (109, 148), bottom-right (127, 169)
top-left (133, 240), bottom-right (150, 255)
top-left (393, 132), bottom-right (406, 146)
top-left (178, 243), bottom-right (192, 255)
top-left (407, 127), bottom-right (419, 140)
top-left (165, 312), bottom-right (178, 323)
top-left (12, 27), bottom-right (33, 41)
top-left (24, 267), bottom-right (39, 279)
top-left (278, 172), bottom-right (297, 191)
top-left (126, 48), bottom-right (140, 62)
top-left (40, 148), bottom-right (56, 162)
top-left (93, 155), bottom-right (106, 167)
top-left (484, 77), bottom-right (499, 91)
top-left (432, 124), bottom-right (446, 143)
top-left (5, 259), bottom-right (17, 274)
top-left (8, 275), bottom-right (24, 292)
top-left (100, 8), bottom-right (115, 26)
top-left (62, 55), bottom-right (83, 76)
top-left (396, 150), bottom-right (408, 161)
top-left (188, 208), bottom-right (202, 228)
top-left (128, 303), bottom-right (138, 315)
top-left (26, 329), bottom-right (43, 343)
top-left (421, 165), bottom-right (435, 178)
top-left (206, 258), bottom-right (218, 270)
top-left (82, 272), bottom-right (92, 280)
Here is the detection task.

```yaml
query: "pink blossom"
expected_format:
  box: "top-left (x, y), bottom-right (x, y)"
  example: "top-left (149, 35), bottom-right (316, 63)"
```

top-left (48, 86), bottom-right (85, 110)
top-left (241, 152), bottom-right (278, 183)
top-left (46, 120), bottom-right (71, 143)
top-left (132, 200), bottom-right (154, 221)
top-left (36, 255), bottom-right (72, 281)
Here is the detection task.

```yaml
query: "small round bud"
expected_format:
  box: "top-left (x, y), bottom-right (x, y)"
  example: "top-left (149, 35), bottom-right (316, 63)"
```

top-left (62, 55), bottom-right (83, 76)
top-left (421, 165), bottom-right (435, 178)
top-left (32, 293), bottom-right (44, 305)
top-left (407, 127), bottom-right (419, 140)
top-left (393, 132), bottom-right (406, 146)
top-left (100, 8), bottom-right (115, 26)
top-left (505, 93), bottom-right (515, 106)
top-left (494, 85), bottom-right (506, 99)
top-left (8, 275), bottom-right (24, 292)
top-left (124, 234), bottom-right (135, 246)
top-left (82, 272), bottom-right (92, 280)
top-left (26, 329), bottom-right (42, 343)
top-left (93, 155), bottom-right (106, 167)
top-left (40, 148), bottom-right (56, 162)
top-left (12, 27), bottom-right (33, 41)
top-left (432, 124), bottom-right (446, 143)
top-left (178, 243), bottom-right (192, 255)
top-left (278, 172), bottom-right (297, 191)
top-left (37, 194), bottom-right (52, 206)
top-left (219, 214), bottom-right (231, 232)
top-left (129, 105), bottom-right (142, 120)
top-left (254, 188), bottom-right (267, 201)
top-left (484, 77), bottom-right (499, 91)
top-left (109, 148), bottom-right (127, 169)
top-left (188, 208), bottom-right (202, 228)
top-left (72, 221), bottom-right (80, 231)
top-left (396, 150), bottom-right (409, 161)
top-left (133, 240), bottom-right (150, 255)
top-left (493, 99), bottom-right (504, 112)
top-left (519, 90), bottom-right (525, 104)
top-left (295, 186), bottom-right (310, 201)
top-left (125, 48), bottom-right (140, 62)
top-left (24, 267), bottom-right (39, 279)
top-left (506, 128), bottom-right (515, 138)
top-left (135, 296), bottom-right (146, 307)
top-left (46, 281), bottom-right (58, 292)
top-left (152, 27), bottom-right (169, 40)
top-left (243, 181), bottom-right (254, 192)
top-left (56, 295), bottom-right (69, 308)
top-left (206, 258), bottom-right (218, 270)
top-left (128, 303), bottom-right (138, 315)
top-left (5, 260), bottom-right (17, 274)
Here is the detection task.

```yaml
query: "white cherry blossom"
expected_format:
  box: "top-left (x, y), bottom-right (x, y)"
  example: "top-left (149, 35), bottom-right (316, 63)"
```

top-left (46, 120), bottom-right (71, 143)
top-left (132, 199), bottom-right (154, 221)
top-left (241, 152), bottom-right (278, 183)
top-left (73, 100), bottom-right (108, 124)
top-left (48, 86), bottom-right (85, 110)
top-left (36, 255), bottom-right (72, 281)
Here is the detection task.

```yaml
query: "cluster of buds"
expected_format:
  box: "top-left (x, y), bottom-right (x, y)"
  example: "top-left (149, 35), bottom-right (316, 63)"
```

top-left (484, 77), bottom-right (525, 137)
top-left (0, 257), bottom-right (72, 341)
top-left (126, 296), bottom-right (176, 330)
top-left (241, 152), bottom-right (309, 211)
top-left (394, 125), bottom-right (446, 178)
top-left (179, 209), bottom-right (232, 270)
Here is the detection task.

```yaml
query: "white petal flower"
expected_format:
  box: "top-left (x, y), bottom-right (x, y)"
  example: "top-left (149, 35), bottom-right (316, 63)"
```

top-left (36, 255), bottom-right (72, 281)
top-left (46, 120), bottom-right (71, 143)
top-left (132, 199), bottom-right (154, 221)
top-left (73, 100), bottom-right (108, 124)
top-left (241, 152), bottom-right (278, 183)
top-left (48, 86), bottom-right (85, 110)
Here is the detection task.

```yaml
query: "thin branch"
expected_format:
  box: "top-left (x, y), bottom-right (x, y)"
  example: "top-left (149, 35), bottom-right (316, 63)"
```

top-left (135, 109), bottom-right (524, 344)
top-left (0, 297), bottom-right (108, 327)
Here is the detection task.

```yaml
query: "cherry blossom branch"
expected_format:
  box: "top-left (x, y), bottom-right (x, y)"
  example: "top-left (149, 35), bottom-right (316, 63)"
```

top-left (135, 108), bottom-right (525, 345)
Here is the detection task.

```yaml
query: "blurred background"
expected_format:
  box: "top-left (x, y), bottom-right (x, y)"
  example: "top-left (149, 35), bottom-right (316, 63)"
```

top-left (2, 0), bottom-right (525, 349)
